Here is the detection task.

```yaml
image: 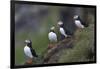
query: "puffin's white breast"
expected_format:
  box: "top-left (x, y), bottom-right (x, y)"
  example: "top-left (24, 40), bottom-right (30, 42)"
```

top-left (48, 32), bottom-right (57, 42)
top-left (60, 27), bottom-right (68, 37)
top-left (75, 20), bottom-right (84, 28)
top-left (24, 46), bottom-right (33, 58)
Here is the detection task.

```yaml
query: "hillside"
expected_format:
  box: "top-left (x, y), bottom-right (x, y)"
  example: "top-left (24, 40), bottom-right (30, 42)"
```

top-left (42, 23), bottom-right (95, 64)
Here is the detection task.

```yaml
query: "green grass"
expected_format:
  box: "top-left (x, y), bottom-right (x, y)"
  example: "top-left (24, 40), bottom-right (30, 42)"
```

top-left (15, 46), bottom-right (25, 65)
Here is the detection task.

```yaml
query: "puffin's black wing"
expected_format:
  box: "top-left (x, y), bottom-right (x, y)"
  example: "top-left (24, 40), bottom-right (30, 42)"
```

top-left (30, 47), bottom-right (38, 57)
top-left (78, 17), bottom-right (88, 27)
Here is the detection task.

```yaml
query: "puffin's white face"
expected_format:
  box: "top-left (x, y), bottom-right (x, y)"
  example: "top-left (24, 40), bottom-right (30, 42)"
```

top-left (50, 26), bottom-right (55, 30)
top-left (25, 40), bottom-right (31, 44)
top-left (74, 15), bottom-right (79, 19)
top-left (58, 21), bottom-right (63, 26)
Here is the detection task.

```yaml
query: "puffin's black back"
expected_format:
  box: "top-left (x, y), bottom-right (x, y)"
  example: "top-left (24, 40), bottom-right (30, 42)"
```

top-left (78, 17), bottom-right (89, 27)
top-left (30, 47), bottom-right (38, 57)
top-left (29, 42), bottom-right (38, 57)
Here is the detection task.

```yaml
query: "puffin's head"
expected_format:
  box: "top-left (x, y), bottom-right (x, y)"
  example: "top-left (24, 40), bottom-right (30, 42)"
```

top-left (50, 26), bottom-right (55, 32)
top-left (58, 21), bottom-right (63, 27)
top-left (24, 40), bottom-right (32, 46)
top-left (73, 15), bottom-right (79, 20)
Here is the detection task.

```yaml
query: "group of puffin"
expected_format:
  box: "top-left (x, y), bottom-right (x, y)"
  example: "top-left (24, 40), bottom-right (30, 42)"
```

top-left (23, 15), bottom-right (88, 64)
top-left (48, 15), bottom-right (88, 43)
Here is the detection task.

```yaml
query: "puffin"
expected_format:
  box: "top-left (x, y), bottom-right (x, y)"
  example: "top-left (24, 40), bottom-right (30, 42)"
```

top-left (73, 15), bottom-right (88, 29)
top-left (48, 26), bottom-right (57, 49)
top-left (24, 40), bottom-right (38, 63)
top-left (58, 21), bottom-right (72, 40)
top-left (58, 21), bottom-right (68, 38)
top-left (48, 26), bottom-right (57, 43)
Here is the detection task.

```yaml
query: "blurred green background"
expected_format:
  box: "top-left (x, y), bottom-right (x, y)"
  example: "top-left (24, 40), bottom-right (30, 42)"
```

top-left (15, 4), bottom-right (95, 65)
